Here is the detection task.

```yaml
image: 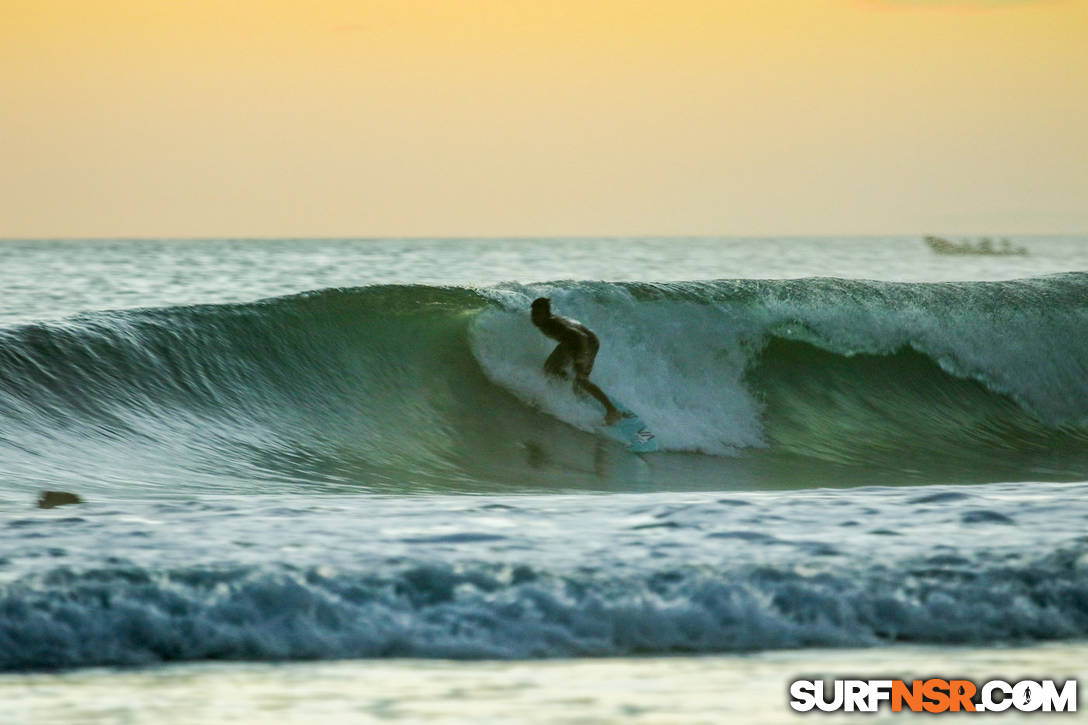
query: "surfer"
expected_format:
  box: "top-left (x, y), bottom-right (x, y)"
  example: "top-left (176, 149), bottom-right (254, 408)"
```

top-left (530, 297), bottom-right (622, 425)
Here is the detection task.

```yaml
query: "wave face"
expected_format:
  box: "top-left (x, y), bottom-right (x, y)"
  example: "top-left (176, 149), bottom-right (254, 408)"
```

top-left (1, 275), bottom-right (1087, 493)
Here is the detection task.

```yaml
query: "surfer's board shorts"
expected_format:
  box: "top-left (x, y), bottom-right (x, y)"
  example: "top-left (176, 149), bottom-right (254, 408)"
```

top-left (572, 334), bottom-right (601, 378)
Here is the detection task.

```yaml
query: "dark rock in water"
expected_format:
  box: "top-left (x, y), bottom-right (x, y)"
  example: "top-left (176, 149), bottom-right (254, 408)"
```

top-left (37, 491), bottom-right (83, 509)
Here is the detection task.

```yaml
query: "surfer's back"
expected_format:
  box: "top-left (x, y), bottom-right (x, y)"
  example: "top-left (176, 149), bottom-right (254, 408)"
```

top-left (536, 314), bottom-right (593, 349)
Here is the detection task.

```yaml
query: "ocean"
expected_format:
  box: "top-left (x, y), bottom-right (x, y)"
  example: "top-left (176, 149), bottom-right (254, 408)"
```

top-left (1, 236), bottom-right (1086, 723)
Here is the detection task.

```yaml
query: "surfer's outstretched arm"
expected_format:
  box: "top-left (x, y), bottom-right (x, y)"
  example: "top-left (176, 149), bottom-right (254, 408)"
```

top-left (575, 376), bottom-right (622, 426)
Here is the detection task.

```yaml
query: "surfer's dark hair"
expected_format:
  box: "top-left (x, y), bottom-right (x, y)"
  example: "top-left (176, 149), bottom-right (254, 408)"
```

top-left (531, 297), bottom-right (551, 312)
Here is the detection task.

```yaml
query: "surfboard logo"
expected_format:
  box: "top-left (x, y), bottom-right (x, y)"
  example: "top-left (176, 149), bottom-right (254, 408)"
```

top-left (635, 428), bottom-right (654, 443)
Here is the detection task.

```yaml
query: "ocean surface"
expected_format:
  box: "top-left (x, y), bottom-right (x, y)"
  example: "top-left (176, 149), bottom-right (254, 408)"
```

top-left (1, 236), bottom-right (1086, 723)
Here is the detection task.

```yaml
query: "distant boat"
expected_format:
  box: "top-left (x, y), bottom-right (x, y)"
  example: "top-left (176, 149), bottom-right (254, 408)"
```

top-left (924, 236), bottom-right (1028, 256)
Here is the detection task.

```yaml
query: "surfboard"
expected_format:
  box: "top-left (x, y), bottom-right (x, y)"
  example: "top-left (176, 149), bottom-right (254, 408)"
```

top-left (599, 400), bottom-right (658, 453)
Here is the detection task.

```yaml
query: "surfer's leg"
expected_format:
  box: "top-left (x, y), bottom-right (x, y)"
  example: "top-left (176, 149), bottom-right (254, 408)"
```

top-left (543, 344), bottom-right (572, 378)
top-left (572, 337), bottom-right (621, 424)
top-left (575, 375), bottom-right (621, 426)
top-left (581, 335), bottom-right (600, 375)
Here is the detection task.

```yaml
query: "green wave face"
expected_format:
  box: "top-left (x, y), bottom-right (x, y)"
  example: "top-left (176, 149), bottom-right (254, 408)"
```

top-left (1, 275), bottom-right (1086, 494)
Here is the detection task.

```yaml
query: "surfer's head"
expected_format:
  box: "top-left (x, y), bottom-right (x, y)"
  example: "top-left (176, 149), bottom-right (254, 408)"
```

top-left (530, 297), bottom-right (551, 325)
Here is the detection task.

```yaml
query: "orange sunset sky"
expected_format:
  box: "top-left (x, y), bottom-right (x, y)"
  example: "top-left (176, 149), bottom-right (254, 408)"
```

top-left (2, 0), bottom-right (1086, 237)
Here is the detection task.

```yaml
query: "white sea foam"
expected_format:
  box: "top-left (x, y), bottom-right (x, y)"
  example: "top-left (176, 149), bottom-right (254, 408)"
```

top-left (471, 277), bottom-right (1088, 456)
top-left (470, 287), bottom-right (767, 455)
top-left (1, 482), bottom-right (1086, 670)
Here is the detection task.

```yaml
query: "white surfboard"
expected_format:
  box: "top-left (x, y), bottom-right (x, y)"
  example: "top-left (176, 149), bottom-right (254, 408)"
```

top-left (599, 400), bottom-right (658, 453)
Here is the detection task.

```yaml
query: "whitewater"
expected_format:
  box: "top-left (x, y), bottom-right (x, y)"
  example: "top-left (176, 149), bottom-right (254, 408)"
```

top-left (1, 236), bottom-right (1086, 723)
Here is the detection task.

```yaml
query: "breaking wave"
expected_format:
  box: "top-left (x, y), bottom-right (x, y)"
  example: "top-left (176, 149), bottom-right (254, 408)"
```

top-left (1, 274), bottom-right (1086, 493)
top-left (2, 544), bottom-right (1085, 670)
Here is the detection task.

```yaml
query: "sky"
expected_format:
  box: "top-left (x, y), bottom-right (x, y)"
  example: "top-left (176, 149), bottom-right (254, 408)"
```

top-left (2, 0), bottom-right (1086, 237)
